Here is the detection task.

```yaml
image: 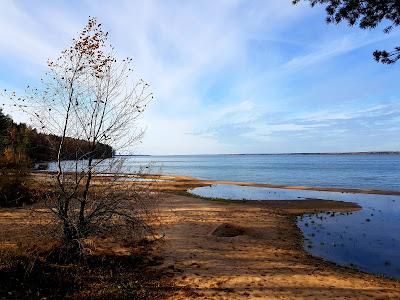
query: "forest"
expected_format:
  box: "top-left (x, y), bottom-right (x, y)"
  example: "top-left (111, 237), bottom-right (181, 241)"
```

top-left (0, 108), bottom-right (114, 169)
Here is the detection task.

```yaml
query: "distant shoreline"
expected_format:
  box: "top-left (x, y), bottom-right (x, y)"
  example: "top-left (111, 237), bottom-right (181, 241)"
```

top-left (230, 151), bottom-right (400, 156)
top-left (116, 151), bottom-right (400, 156)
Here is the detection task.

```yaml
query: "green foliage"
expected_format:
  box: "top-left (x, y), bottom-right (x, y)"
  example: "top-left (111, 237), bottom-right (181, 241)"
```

top-left (0, 108), bottom-right (113, 206)
top-left (0, 109), bottom-right (13, 154)
top-left (27, 131), bottom-right (114, 162)
top-left (0, 108), bottom-right (113, 169)
top-left (293, 0), bottom-right (400, 64)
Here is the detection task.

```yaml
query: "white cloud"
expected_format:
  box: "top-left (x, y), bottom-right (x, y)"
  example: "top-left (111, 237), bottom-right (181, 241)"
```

top-left (1, 1), bottom-right (399, 154)
top-left (0, 1), bottom-right (53, 69)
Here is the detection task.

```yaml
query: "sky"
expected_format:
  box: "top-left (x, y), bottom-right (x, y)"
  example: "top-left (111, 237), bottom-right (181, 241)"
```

top-left (0, 0), bottom-right (400, 155)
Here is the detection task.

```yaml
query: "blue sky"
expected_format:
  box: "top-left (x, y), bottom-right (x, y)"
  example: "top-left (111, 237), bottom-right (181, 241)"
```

top-left (0, 0), bottom-right (399, 154)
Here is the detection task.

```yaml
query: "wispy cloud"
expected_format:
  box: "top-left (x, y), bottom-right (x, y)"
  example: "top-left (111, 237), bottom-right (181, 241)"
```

top-left (192, 100), bottom-right (400, 151)
top-left (0, 1), bottom-right (399, 154)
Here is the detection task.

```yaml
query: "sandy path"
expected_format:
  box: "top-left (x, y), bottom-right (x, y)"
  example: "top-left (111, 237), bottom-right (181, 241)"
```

top-left (158, 194), bottom-right (400, 299)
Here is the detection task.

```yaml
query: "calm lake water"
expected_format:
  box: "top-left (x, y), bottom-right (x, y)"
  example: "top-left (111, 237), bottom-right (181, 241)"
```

top-left (190, 184), bottom-right (400, 279)
top-left (47, 154), bottom-right (400, 191)
top-left (47, 154), bottom-right (400, 278)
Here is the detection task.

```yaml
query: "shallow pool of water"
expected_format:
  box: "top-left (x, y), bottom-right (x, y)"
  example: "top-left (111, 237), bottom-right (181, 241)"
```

top-left (189, 184), bottom-right (400, 279)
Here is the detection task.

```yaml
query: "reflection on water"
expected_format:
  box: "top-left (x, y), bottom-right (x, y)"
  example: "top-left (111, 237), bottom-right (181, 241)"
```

top-left (189, 184), bottom-right (400, 279)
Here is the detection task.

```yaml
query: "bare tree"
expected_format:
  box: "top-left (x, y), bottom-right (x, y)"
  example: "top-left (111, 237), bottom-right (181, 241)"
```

top-left (8, 18), bottom-right (156, 252)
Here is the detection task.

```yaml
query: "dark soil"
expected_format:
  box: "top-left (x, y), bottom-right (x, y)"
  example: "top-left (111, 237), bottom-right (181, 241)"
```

top-left (0, 251), bottom-right (176, 299)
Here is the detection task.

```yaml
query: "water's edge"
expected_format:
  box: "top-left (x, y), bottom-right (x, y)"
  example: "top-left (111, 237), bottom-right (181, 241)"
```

top-left (189, 184), bottom-right (400, 280)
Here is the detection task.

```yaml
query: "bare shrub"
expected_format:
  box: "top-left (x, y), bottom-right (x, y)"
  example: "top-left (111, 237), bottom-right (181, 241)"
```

top-left (5, 17), bottom-right (158, 257)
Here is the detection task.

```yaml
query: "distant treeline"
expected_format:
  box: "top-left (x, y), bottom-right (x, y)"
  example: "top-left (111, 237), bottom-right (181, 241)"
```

top-left (0, 109), bottom-right (114, 168)
top-left (225, 152), bottom-right (400, 156)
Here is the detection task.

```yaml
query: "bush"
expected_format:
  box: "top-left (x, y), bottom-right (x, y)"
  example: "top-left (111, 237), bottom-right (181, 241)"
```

top-left (0, 172), bottom-right (36, 207)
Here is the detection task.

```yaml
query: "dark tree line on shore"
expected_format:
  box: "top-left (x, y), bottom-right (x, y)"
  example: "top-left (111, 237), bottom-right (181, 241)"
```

top-left (0, 108), bottom-right (114, 169)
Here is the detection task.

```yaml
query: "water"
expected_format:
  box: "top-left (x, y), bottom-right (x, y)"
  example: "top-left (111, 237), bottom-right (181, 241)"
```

top-left (47, 154), bottom-right (400, 278)
top-left (46, 154), bottom-right (400, 191)
top-left (189, 184), bottom-right (400, 279)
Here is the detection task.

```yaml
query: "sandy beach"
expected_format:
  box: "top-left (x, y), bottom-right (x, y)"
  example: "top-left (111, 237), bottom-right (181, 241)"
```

top-left (2, 2), bottom-right (400, 298)
top-left (157, 193), bottom-right (400, 299)
top-left (2, 174), bottom-right (400, 299)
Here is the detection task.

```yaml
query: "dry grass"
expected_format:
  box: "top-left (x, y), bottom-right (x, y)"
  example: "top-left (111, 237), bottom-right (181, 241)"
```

top-left (2, 173), bottom-right (400, 299)
top-left (0, 174), bottom-right (175, 299)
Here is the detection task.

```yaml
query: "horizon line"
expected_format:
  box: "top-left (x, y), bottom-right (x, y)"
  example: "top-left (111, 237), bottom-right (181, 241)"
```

top-left (115, 151), bottom-right (400, 156)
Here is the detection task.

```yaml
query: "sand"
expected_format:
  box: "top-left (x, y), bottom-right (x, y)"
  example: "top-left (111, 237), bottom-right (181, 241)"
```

top-left (157, 194), bottom-right (400, 299)
top-left (2, 173), bottom-right (400, 299)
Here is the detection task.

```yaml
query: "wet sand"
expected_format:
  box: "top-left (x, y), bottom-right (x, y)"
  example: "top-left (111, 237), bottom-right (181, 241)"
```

top-left (34, 172), bottom-right (400, 195)
top-left (158, 194), bottom-right (400, 299)
top-left (160, 175), bottom-right (400, 196)
top-left (4, 173), bottom-right (400, 299)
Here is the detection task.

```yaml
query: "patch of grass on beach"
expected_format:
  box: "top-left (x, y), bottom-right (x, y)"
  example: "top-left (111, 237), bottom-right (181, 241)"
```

top-left (180, 190), bottom-right (250, 204)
